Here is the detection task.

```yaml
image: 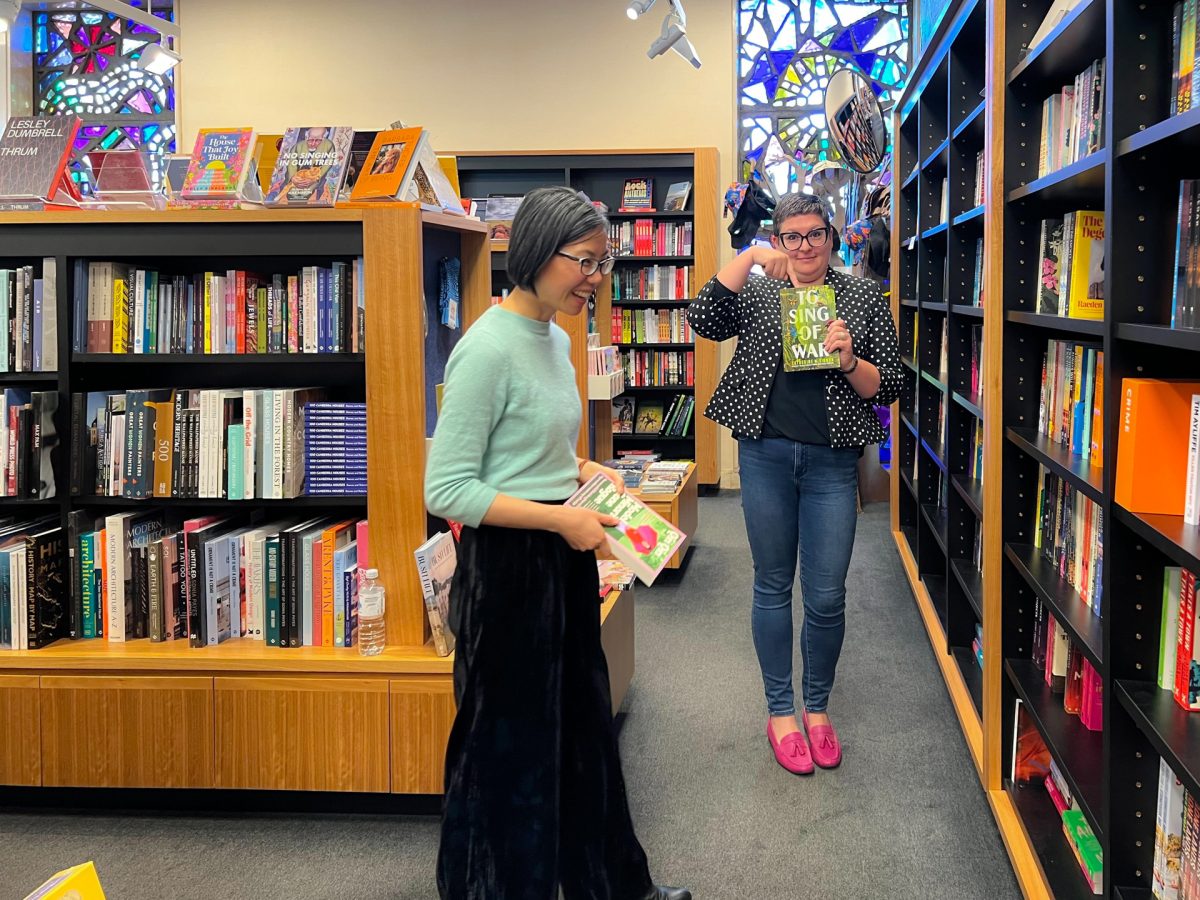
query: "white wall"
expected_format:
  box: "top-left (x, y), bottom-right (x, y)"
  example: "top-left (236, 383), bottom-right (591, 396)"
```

top-left (179, 0), bottom-right (744, 484)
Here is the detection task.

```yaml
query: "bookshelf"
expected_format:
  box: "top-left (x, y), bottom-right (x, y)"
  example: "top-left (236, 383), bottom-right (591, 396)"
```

top-left (453, 149), bottom-right (721, 487)
top-left (896, 0), bottom-right (1200, 896)
top-left (0, 207), bottom-right (519, 796)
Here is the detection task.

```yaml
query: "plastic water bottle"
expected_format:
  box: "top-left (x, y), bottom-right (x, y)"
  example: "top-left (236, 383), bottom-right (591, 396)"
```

top-left (358, 568), bottom-right (386, 656)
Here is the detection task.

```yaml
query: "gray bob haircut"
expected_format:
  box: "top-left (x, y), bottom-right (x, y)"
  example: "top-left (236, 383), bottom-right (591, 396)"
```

top-left (773, 192), bottom-right (834, 232)
top-left (506, 186), bottom-right (609, 290)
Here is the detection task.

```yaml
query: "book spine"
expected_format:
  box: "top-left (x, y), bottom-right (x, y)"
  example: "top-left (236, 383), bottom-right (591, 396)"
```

top-left (265, 538), bottom-right (280, 647)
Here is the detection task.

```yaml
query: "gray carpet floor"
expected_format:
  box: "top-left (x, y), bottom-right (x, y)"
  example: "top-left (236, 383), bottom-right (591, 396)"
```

top-left (0, 495), bottom-right (1020, 899)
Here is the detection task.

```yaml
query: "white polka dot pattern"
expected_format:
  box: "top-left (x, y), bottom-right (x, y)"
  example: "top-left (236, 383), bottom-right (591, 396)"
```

top-left (686, 268), bottom-right (902, 447)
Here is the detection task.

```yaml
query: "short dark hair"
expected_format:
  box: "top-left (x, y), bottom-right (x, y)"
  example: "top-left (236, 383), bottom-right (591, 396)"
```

top-left (506, 186), bottom-right (608, 290)
top-left (773, 192), bottom-right (834, 233)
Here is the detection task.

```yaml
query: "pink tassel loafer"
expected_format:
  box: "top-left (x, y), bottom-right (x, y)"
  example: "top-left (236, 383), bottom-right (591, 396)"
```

top-left (766, 720), bottom-right (814, 775)
top-left (803, 711), bottom-right (842, 769)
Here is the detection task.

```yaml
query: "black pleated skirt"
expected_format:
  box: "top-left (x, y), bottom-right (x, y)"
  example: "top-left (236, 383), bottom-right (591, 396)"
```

top-left (436, 522), bottom-right (653, 900)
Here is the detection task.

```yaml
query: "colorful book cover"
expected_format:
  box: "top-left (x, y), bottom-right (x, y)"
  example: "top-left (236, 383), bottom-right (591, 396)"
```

top-left (1066, 211), bottom-right (1105, 320)
top-left (401, 131), bottom-right (464, 215)
top-left (21, 861), bottom-right (106, 900)
top-left (348, 127), bottom-right (424, 202)
top-left (414, 530), bottom-right (456, 657)
top-left (0, 115), bottom-right (82, 202)
top-left (663, 181), bottom-right (692, 212)
top-left (1037, 217), bottom-right (1066, 314)
top-left (264, 126), bottom-right (354, 207)
top-left (1062, 809), bottom-right (1104, 894)
top-left (1154, 757), bottom-right (1185, 900)
top-left (565, 473), bottom-right (686, 586)
top-left (180, 127), bottom-right (256, 200)
top-left (779, 285), bottom-right (839, 372)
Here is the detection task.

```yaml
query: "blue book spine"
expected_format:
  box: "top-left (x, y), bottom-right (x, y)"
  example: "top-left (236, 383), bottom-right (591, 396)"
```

top-left (73, 259), bottom-right (87, 353)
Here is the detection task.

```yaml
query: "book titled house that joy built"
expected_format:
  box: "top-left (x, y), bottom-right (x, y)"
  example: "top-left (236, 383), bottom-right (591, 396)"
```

top-left (179, 127), bottom-right (257, 200)
top-left (0, 115), bottom-right (82, 204)
top-left (565, 473), bottom-right (685, 586)
top-left (779, 285), bottom-right (839, 372)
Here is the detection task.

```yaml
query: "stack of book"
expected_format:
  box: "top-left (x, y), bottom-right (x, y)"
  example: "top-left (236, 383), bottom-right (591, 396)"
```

top-left (638, 460), bottom-right (690, 494)
top-left (75, 258), bottom-right (366, 355)
top-left (0, 259), bottom-right (58, 372)
top-left (304, 402), bottom-right (366, 496)
top-left (611, 306), bottom-right (693, 344)
top-left (604, 455), bottom-right (654, 488)
top-left (610, 220), bottom-right (693, 256)
top-left (1037, 339), bottom-right (1103, 464)
top-left (1037, 59), bottom-right (1105, 178)
top-left (1034, 464), bottom-right (1104, 617)
top-left (622, 349), bottom-right (694, 387)
top-left (0, 516), bottom-right (66, 649)
top-left (612, 265), bottom-right (692, 301)
top-left (0, 389), bottom-right (59, 499)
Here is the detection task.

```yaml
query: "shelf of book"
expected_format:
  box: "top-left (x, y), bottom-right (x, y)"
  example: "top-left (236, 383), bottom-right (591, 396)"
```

top-left (456, 148), bottom-right (719, 485)
top-left (952, 645), bottom-right (985, 719)
top-left (1005, 310), bottom-right (1105, 336)
top-left (622, 384), bottom-right (694, 393)
top-left (1006, 0), bottom-right (1103, 90)
top-left (951, 558), bottom-right (984, 621)
top-left (1005, 780), bottom-right (1100, 900)
top-left (1006, 658), bottom-right (1105, 841)
top-left (1112, 507), bottom-right (1200, 575)
top-left (1004, 543), bottom-right (1103, 670)
top-left (1006, 426), bottom-right (1104, 504)
top-left (951, 474), bottom-right (984, 518)
top-left (72, 353), bottom-right (365, 365)
top-left (1114, 322), bottom-right (1200, 352)
top-left (72, 495), bottom-right (368, 509)
top-left (615, 342), bottom-right (694, 350)
top-left (1115, 680), bottom-right (1200, 803)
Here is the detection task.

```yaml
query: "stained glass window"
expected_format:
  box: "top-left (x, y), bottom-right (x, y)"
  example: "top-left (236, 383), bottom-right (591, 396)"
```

top-left (33, 6), bottom-right (176, 192)
top-left (738, 1), bottom-right (909, 195)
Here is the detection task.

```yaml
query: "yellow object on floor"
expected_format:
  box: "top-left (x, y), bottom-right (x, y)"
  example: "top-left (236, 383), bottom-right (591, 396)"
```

top-left (23, 861), bottom-right (106, 900)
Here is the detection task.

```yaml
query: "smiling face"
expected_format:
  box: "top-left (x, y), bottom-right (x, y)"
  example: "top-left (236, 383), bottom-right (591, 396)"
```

top-left (530, 226), bottom-right (609, 320)
top-left (770, 212), bottom-right (835, 284)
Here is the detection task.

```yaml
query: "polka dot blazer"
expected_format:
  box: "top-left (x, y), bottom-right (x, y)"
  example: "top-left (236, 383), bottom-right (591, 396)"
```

top-left (687, 267), bottom-right (902, 448)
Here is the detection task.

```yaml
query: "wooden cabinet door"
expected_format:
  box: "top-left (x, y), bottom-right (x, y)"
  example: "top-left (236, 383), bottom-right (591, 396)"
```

top-left (390, 677), bottom-right (455, 794)
top-left (0, 674), bottom-right (41, 786)
top-left (41, 675), bottom-right (214, 788)
top-left (214, 676), bottom-right (390, 792)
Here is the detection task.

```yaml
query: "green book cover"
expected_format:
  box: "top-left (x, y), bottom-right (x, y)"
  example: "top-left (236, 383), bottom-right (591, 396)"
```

top-left (227, 424), bottom-right (244, 500)
top-left (264, 537), bottom-right (280, 646)
top-left (1062, 809), bottom-right (1103, 889)
top-left (564, 473), bottom-right (686, 586)
top-left (779, 285), bottom-right (839, 372)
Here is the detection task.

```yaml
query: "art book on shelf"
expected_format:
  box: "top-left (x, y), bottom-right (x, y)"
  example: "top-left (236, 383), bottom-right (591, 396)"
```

top-left (663, 181), bottom-right (692, 212)
top-left (348, 126), bottom-right (424, 202)
top-left (565, 473), bottom-right (685, 586)
top-left (1065, 210), bottom-right (1104, 319)
top-left (0, 114), bottom-right (82, 205)
top-left (264, 126), bottom-right (354, 207)
top-left (179, 127), bottom-right (257, 201)
top-left (414, 530), bottom-right (456, 657)
top-left (779, 285), bottom-right (839, 372)
top-left (612, 397), bottom-right (635, 434)
top-left (401, 131), bottom-right (465, 216)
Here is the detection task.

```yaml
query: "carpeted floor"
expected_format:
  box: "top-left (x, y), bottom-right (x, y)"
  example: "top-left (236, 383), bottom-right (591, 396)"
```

top-left (0, 495), bottom-right (1020, 899)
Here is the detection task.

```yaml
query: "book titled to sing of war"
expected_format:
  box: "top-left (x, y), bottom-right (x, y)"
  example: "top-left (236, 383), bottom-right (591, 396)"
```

top-left (779, 285), bottom-right (839, 372)
top-left (565, 473), bottom-right (686, 586)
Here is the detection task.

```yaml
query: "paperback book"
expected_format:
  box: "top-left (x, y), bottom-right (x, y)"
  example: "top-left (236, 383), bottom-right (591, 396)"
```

top-left (414, 530), bottom-right (456, 657)
top-left (779, 285), bottom-right (839, 372)
top-left (565, 473), bottom-right (685, 586)
top-left (264, 126), bottom-right (354, 207)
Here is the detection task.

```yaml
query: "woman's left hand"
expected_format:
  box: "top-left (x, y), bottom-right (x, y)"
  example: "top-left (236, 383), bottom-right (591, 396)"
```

top-left (824, 318), bottom-right (855, 371)
top-left (579, 459), bottom-right (626, 494)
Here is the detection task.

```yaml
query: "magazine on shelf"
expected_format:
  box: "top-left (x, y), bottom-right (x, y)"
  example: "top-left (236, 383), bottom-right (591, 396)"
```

top-left (565, 473), bottom-right (685, 586)
top-left (414, 530), bottom-right (456, 657)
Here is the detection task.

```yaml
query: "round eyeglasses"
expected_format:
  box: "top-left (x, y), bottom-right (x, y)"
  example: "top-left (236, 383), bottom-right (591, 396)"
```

top-left (777, 227), bottom-right (831, 250)
top-left (557, 251), bottom-right (617, 276)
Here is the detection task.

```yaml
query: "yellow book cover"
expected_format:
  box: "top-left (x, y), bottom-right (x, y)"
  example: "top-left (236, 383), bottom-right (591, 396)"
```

top-left (23, 861), bottom-right (106, 899)
top-left (203, 272), bottom-right (213, 354)
top-left (111, 268), bottom-right (129, 354)
top-left (1066, 211), bottom-right (1104, 319)
top-left (320, 520), bottom-right (355, 648)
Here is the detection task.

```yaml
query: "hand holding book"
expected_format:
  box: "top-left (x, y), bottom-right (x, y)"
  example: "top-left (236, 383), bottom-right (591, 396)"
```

top-left (554, 505), bottom-right (620, 552)
top-left (578, 459), bottom-right (626, 495)
top-left (823, 317), bottom-right (855, 371)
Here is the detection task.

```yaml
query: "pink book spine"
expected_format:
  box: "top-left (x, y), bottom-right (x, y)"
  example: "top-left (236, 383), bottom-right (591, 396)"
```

top-left (1079, 658), bottom-right (1104, 731)
top-left (1045, 613), bottom-right (1058, 687)
top-left (1045, 772), bottom-right (1069, 815)
top-left (355, 519), bottom-right (369, 588)
top-left (311, 538), bottom-right (322, 648)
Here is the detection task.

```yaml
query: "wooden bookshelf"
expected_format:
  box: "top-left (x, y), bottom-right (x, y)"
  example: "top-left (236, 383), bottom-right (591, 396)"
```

top-left (897, 0), bottom-right (1200, 895)
top-left (0, 207), bottom-right (636, 797)
top-left (454, 149), bottom-right (720, 487)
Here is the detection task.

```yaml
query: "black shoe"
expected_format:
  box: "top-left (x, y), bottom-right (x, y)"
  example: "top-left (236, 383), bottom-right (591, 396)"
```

top-left (644, 887), bottom-right (691, 900)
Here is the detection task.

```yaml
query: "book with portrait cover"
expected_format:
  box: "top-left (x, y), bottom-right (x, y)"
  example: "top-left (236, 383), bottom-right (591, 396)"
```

top-left (0, 115), bottom-right (82, 203)
top-left (565, 473), bottom-right (685, 586)
top-left (402, 131), bottom-right (465, 215)
top-left (180, 127), bottom-right (256, 200)
top-left (779, 285), bottom-right (839, 372)
top-left (264, 126), bottom-right (354, 207)
top-left (348, 127), bottom-right (423, 202)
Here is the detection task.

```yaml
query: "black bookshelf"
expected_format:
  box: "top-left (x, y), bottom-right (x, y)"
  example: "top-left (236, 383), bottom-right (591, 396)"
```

top-left (894, 0), bottom-right (991, 703)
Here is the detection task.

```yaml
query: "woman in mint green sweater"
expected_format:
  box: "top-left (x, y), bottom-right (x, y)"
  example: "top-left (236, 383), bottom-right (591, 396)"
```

top-left (426, 186), bottom-right (689, 900)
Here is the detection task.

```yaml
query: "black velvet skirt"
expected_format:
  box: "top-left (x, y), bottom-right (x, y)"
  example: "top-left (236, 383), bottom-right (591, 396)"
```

top-left (436, 522), bottom-right (653, 900)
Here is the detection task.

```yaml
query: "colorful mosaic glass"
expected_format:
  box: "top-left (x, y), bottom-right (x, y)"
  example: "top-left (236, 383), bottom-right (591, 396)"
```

top-left (738, 1), bottom-right (909, 193)
top-left (34, 7), bottom-right (176, 192)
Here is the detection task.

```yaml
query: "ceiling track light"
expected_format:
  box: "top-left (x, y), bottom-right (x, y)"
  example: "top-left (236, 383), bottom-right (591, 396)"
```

top-left (643, 0), bottom-right (701, 69)
top-left (626, 0), bottom-right (656, 20)
top-left (0, 0), bottom-right (21, 33)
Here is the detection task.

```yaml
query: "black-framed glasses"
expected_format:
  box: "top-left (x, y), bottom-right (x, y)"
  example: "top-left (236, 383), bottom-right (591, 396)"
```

top-left (557, 251), bottom-right (616, 276)
top-left (777, 227), bottom-right (831, 250)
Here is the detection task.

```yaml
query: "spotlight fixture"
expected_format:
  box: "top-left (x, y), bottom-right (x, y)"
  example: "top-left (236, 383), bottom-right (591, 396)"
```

top-left (626, 0), bottom-right (656, 20)
top-left (644, 0), bottom-right (701, 69)
top-left (136, 42), bottom-right (181, 75)
top-left (671, 33), bottom-right (702, 69)
top-left (0, 0), bottom-right (21, 33)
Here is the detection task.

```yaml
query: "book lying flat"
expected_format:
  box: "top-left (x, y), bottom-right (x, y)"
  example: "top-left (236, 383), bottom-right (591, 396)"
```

top-left (565, 473), bottom-right (685, 586)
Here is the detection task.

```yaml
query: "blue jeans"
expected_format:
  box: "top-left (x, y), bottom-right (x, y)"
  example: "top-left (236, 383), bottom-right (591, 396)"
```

top-left (738, 437), bottom-right (860, 716)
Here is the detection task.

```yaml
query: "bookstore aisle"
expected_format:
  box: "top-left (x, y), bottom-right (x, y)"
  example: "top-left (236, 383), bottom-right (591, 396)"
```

top-left (0, 495), bottom-right (1020, 899)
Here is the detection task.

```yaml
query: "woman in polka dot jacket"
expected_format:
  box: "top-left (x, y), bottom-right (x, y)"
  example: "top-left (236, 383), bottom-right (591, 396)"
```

top-left (687, 192), bottom-right (901, 776)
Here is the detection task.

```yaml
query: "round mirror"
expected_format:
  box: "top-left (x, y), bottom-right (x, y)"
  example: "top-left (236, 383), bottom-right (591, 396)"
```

top-left (824, 68), bottom-right (888, 174)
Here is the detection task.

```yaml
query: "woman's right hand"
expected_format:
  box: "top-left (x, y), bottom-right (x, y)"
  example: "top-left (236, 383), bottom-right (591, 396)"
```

top-left (553, 506), bottom-right (619, 552)
top-left (752, 245), bottom-right (793, 281)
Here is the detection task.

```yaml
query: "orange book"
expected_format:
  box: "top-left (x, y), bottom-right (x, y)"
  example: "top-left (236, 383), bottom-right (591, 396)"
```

top-left (150, 399), bottom-right (174, 498)
top-left (348, 127), bottom-right (423, 202)
top-left (1115, 378), bottom-right (1200, 515)
top-left (320, 520), bottom-right (356, 647)
top-left (98, 528), bottom-right (107, 638)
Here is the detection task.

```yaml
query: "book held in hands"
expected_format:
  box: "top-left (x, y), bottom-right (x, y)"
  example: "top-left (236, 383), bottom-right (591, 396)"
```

top-left (565, 473), bottom-right (686, 587)
top-left (779, 285), bottom-right (839, 372)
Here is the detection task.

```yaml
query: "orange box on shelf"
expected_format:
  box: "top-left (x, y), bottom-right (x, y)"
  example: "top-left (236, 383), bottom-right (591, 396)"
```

top-left (1115, 378), bottom-right (1200, 516)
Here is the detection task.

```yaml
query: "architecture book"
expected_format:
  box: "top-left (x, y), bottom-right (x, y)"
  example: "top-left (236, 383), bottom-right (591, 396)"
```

top-left (565, 473), bottom-right (685, 586)
top-left (779, 285), bottom-right (839, 372)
